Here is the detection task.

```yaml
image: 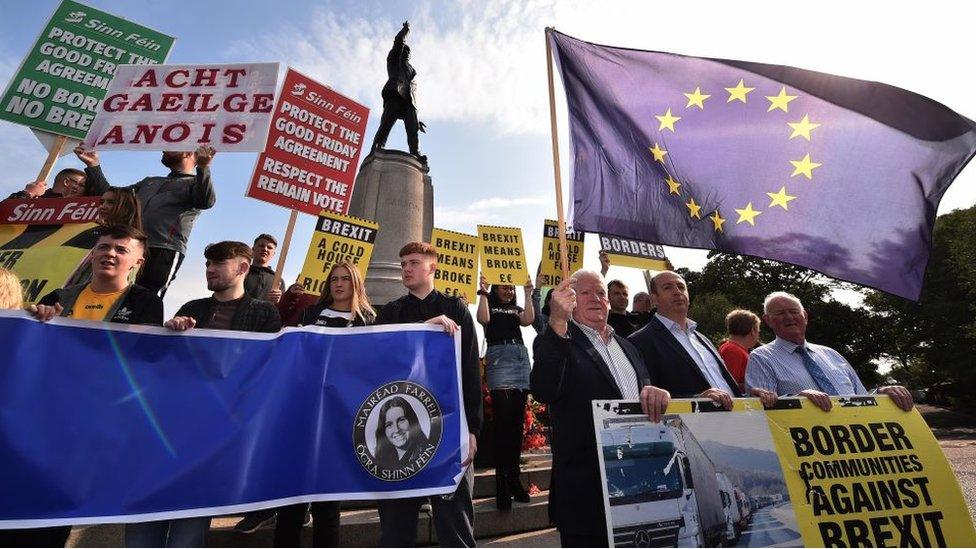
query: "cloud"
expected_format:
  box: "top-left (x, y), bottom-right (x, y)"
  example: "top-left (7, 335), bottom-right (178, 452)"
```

top-left (434, 194), bottom-right (549, 229)
top-left (227, 0), bottom-right (560, 135)
top-left (0, 54), bottom-right (50, 187)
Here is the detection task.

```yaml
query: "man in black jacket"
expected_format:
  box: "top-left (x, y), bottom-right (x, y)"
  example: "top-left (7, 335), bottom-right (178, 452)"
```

top-left (243, 233), bottom-right (284, 303)
top-left (531, 270), bottom-right (670, 547)
top-left (17, 224), bottom-right (161, 548)
top-left (73, 145), bottom-right (217, 298)
top-left (6, 168), bottom-right (87, 199)
top-left (374, 241), bottom-right (480, 547)
top-left (628, 271), bottom-right (777, 407)
top-left (29, 224), bottom-right (162, 326)
top-left (125, 241), bottom-right (280, 547)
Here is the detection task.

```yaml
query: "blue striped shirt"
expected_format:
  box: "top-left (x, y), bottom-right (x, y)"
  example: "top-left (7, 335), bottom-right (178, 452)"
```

top-left (745, 337), bottom-right (867, 396)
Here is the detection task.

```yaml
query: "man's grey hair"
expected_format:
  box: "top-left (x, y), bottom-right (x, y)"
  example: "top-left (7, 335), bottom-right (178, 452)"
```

top-left (763, 291), bottom-right (804, 314)
top-left (569, 269), bottom-right (604, 288)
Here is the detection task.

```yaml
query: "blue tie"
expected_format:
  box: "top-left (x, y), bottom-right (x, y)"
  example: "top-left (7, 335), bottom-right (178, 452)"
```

top-left (794, 346), bottom-right (839, 395)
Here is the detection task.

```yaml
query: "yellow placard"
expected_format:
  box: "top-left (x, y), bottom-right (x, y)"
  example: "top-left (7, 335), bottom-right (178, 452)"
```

top-left (477, 224), bottom-right (529, 285)
top-left (298, 211), bottom-right (378, 295)
top-left (766, 396), bottom-right (976, 547)
top-left (599, 233), bottom-right (669, 271)
top-left (431, 228), bottom-right (478, 301)
top-left (539, 219), bottom-right (584, 287)
top-left (0, 223), bottom-right (97, 304)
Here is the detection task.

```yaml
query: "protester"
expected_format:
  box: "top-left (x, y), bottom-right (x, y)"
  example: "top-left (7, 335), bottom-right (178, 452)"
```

top-left (476, 274), bottom-right (535, 510)
top-left (745, 291), bottom-right (914, 412)
top-left (276, 283), bottom-right (320, 327)
top-left (628, 271), bottom-right (777, 408)
top-left (244, 234), bottom-right (285, 303)
top-left (0, 268), bottom-right (24, 309)
top-left (531, 270), bottom-right (670, 547)
top-left (719, 309), bottom-right (761, 391)
top-left (373, 242), bottom-right (481, 547)
top-left (629, 291), bottom-right (654, 330)
top-left (125, 242), bottom-right (278, 547)
top-left (18, 226), bottom-right (161, 548)
top-left (74, 145), bottom-right (217, 298)
top-left (28, 225), bottom-right (162, 326)
top-left (272, 261), bottom-right (375, 547)
top-left (65, 187), bottom-right (144, 287)
top-left (6, 168), bottom-right (86, 199)
top-left (606, 279), bottom-right (637, 337)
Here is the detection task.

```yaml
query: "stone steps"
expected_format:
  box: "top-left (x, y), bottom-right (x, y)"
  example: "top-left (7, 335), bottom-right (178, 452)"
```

top-left (67, 461), bottom-right (553, 547)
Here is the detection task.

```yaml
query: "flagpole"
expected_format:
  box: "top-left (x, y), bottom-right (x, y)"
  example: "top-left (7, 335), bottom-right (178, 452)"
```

top-left (36, 135), bottom-right (68, 183)
top-left (545, 27), bottom-right (570, 282)
top-left (271, 210), bottom-right (299, 293)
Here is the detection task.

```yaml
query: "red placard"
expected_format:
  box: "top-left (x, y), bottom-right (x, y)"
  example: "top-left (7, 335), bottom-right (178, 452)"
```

top-left (246, 68), bottom-right (369, 215)
top-left (0, 196), bottom-right (101, 225)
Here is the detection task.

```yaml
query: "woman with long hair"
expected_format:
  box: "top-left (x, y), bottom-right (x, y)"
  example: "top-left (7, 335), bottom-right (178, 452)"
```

top-left (476, 274), bottom-right (535, 510)
top-left (373, 396), bottom-right (430, 471)
top-left (272, 262), bottom-right (374, 547)
top-left (66, 187), bottom-right (144, 287)
top-left (0, 268), bottom-right (24, 309)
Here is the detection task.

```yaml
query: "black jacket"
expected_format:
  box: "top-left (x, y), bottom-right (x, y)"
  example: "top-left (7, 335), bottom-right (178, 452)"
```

top-left (530, 322), bottom-right (651, 537)
top-left (244, 265), bottom-right (284, 301)
top-left (628, 315), bottom-right (743, 398)
top-left (39, 283), bottom-right (163, 326)
top-left (175, 294), bottom-right (281, 333)
top-left (376, 290), bottom-right (482, 438)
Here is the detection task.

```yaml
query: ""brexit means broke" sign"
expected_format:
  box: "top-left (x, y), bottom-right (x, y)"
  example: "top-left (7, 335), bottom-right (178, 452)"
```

top-left (246, 68), bottom-right (368, 216)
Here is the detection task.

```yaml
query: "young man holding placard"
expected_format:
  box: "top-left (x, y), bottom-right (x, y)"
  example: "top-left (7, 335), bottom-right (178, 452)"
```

top-left (73, 145), bottom-right (217, 298)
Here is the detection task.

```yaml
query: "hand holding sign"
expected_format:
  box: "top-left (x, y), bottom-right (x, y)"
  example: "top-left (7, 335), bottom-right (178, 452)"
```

top-left (547, 278), bottom-right (575, 336)
top-left (73, 146), bottom-right (99, 168)
top-left (195, 146), bottom-right (216, 168)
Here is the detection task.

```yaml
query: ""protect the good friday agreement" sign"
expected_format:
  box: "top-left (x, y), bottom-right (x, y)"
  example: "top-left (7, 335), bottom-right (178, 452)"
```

top-left (83, 62), bottom-right (278, 151)
top-left (0, 0), bottom-right (174, 141)
top-left (599, 233), bottom-right (670, 271)
top-left (538, 219), bottom-right (584, 288)
top-left (298, 211), bottom-right (378, 295)
top-left (477, 225), bottom-right (528, 286)
top-left (246, 68), bottom-right (368, 216)
top-left (431, 228), bottom-right (478, 301)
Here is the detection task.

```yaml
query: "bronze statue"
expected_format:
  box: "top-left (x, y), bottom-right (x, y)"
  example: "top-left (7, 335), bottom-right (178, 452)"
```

top-left (371, 21), bottom-right (427, 164)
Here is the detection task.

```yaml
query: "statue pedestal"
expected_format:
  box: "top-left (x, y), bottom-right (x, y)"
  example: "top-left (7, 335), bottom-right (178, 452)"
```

top-left (348, 149), bottom-right (433, 306)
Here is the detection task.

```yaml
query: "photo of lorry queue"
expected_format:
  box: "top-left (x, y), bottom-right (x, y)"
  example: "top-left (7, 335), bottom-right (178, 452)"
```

top-left (595, 404), bottom-right (798, 548)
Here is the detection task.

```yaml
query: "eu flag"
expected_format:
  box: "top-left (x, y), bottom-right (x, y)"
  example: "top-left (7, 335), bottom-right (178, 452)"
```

top-left (550, 30), bottom-right (976, 300)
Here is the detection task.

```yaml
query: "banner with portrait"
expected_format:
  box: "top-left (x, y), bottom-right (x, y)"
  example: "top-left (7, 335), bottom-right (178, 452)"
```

top-left (0, 313), bottom-right (466, 528)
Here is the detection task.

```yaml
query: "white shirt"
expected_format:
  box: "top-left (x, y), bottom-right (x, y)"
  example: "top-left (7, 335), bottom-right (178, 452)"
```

top-left (654, 313), bottom-right (735, 395)
top-left (571, 320), bottom-right (641, 399)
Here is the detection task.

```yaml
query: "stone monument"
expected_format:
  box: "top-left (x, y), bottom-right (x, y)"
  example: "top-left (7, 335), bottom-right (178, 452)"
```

top-left (350, 20), bottom-right (433, 305)
top-left (348, 150), bottom-right (432, 305)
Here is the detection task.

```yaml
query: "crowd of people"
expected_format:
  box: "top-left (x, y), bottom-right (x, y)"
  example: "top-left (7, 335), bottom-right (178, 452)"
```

top-left (0, 149), bottom-right (916, 548)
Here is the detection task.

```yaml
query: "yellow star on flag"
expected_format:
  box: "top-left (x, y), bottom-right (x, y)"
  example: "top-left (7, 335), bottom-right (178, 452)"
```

top-left (656, 109), bottom-right (681, 132)
top-left (735, 203), bottom-right (762, 225)
top-left (684, 87), bottom-right (711, 109)
top-left (665, 175), bottom-right (681, 195)
top-left (788, 114), bottom-right (821, 140)
top-left (709, 211), bottom-right (726, 232)
top-left (725, 79), bottom-right (755, 103)
top-left (790, 154), bottom-right (822, 179)
top-left (649, 142), bottom-right (668, 163)
top-left (767, 186), bottom-right (797, 210)
top-left (686, 197), bottom-right (702, 219)
top-left (766, 86), bottom-right (798, 112)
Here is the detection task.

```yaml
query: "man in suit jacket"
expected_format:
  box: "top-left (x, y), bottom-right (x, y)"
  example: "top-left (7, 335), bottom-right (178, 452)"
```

top-left (531, 270), bottom-right (670, 548)
top-left (629, 271), bottom-right (777, 408)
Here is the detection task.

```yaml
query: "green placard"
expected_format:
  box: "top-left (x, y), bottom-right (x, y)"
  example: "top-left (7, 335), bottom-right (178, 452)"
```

top-left (0, 0), bottom-right (175, 140)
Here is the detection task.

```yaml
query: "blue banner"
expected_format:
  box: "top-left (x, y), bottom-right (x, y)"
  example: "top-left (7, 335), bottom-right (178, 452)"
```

top-left (0, 312), bottom-right (466, 528)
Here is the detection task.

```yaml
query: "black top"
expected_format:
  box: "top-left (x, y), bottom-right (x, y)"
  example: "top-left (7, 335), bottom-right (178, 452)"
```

top-left (485, 304), bottom-right (523, 345)
top-left (607, 311), bottom-right (636, 338)
top-left (244, 265), bottom-right (284, 301)
top-left (376, 290), bottom-right (482, 437)
top-left (629, 311), bottom-right (654, 331)
top-left (176, 294), bottom-right (281, 333)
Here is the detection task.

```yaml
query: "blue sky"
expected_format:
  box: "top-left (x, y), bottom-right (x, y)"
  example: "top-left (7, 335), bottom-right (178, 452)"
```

top-left (2, 0), bottom-right (975, 323)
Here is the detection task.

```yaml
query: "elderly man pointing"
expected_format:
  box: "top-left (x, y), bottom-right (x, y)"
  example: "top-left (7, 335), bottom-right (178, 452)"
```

top-left (531, 270), bottom-right (670, 547)
top-left (745, 291), bottom-right (913, 412)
